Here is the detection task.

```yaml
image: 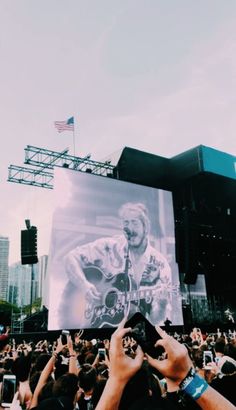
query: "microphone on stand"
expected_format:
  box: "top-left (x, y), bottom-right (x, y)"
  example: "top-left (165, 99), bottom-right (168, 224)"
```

top-left (123, 228), bottom-right (131, 278)
top-left (124, 227), bottom-right (132, 240)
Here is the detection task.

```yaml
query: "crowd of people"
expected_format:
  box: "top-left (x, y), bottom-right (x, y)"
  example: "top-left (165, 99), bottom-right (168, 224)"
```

top-left (0, 323), bottom-right (236, 409)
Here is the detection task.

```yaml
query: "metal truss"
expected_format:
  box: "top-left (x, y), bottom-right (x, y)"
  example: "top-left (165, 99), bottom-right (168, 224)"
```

top-left (8, 165), bottom-right (54, 189)
top-left (8, 146), bottom-right (115, 189)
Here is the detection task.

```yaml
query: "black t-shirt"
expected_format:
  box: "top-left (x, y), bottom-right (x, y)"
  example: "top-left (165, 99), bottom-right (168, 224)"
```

top-left (77, 393), bottom-right (93, 409)
top-left (77, 379), bottom-right (107, 410)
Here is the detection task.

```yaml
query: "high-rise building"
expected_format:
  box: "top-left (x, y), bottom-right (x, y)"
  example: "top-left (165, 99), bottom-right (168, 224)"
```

top-left (8, 263), bottom-right (32, 306)
top-left (0, 236), bottom-right (9, 301)
top-left (8, 255), bottom-right (48, 307)
top-left (38, 255), bottom-right (48, 306)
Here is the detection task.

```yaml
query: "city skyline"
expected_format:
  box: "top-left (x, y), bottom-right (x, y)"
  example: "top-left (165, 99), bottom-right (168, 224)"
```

top-left (0, 234), bottom-right (48, 309)
top-left (7, 254), bottom-right (48, 308)
top-left (0, 236), bottom-right (9, 301)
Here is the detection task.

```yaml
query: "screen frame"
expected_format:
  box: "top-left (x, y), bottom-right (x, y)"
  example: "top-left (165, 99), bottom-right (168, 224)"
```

top-left (47, 168), bottom-right (183, 329)
top-left (1, 374), bottom-right (16, 407)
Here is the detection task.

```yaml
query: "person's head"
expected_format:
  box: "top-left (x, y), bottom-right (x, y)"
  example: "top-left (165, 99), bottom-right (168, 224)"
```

top-left (29, 371), bottom-right (54, 394)
top-left (52, 373), bottom-right (79, 400)
top-left (34, 353), bottom-right (51, 372)
top-left (37, 396), bottom-right (74, 410)
top-left (119, 364), bottom-right (162, 410)
top-left (119, 202), bottom-right (150, 249)
top-left (214, 337), bottom-right (226, 355)
top-left (224, 341), bottom-right (236, 361)
top-left (84, 352), bottom-right (96, 365)
top-left (29, 371), bottom-right (41, 394)
top-left (54, 361), bottom-right (69, 380)
top-left (78, 364), bottom-right (97, 393)
top-left (38, 380), bottom-right (54, 403)
top-left (192, 349), bottom-right (204, 369)
top-left (14, 354), bottom-right (32, 382)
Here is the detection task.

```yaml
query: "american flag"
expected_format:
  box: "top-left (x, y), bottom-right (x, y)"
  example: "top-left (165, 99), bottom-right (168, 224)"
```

top-left (54, 116), bottom-right (74, 132)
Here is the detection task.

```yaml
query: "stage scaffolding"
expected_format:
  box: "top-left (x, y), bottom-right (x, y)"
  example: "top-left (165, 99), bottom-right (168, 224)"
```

top-left (7, 144), bottom-right (236, 328)
top-left (8, 145), bottom-right (115, 189)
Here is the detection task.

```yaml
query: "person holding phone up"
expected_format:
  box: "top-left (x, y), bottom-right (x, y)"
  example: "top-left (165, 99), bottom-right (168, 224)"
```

top-left (95, 319), bottom-right (235, 410)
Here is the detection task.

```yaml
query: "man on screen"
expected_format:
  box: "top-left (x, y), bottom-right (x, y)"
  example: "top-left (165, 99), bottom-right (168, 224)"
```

top-left (61, 202), bottom-right (172, 328)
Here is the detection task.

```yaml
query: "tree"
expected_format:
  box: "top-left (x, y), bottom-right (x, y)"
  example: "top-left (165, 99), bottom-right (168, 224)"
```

top-left (0, 300), bottom-right (20, 326)
top-left (22, 297), bottom-right (42, 316)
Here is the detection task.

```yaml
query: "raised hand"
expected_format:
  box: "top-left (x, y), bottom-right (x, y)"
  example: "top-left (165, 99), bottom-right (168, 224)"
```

top-left (108, 317), bottom-right (144, 384)
top-left (9, 392), bottom-right (22, 410)
top-left (146, 326), bottom-right (192, 386)
top-left (55, 336), bottom-right (66, 354)
top-left (95, 317), bottom-right (144, 410)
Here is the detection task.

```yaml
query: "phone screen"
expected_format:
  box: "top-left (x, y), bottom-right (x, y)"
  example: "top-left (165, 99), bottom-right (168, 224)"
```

top-left (98, 348), bottom-right (106, 361)
top-left (125, 312), bottom-right (162, 358)
top-left (1, 375), bottom-right (16, 406)
top-left (203, 351), bottom-right (213, 368)
top-left (61, 330), bottom-right (70, 345)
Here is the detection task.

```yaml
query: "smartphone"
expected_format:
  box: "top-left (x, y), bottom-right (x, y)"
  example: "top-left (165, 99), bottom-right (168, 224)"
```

top-left (203, 351), bottom-right (213, 369)
top-left (98, 348), bottom-right (106, 361)
top-left (61, 330), bottom-right (70, 345)
top-left (1, 374), bottom-right (16, 407)
top-left (125, 312), bottom-right (162, 358)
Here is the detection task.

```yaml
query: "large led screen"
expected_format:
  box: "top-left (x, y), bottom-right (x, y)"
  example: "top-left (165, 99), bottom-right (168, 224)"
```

top-left (48, 168), bottom-right (183, 330)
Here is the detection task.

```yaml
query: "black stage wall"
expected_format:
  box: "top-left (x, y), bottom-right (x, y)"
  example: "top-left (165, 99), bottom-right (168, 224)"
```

top-left (115, 145), bottom-right (236, 324)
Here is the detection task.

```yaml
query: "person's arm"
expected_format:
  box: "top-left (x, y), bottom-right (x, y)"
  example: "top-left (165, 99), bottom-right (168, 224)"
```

top-left (149, 253), bottom-right (172, 325)
top-left (146, 327), bottom-right (235, 410)
top-left (95, 318), bottom-right (144, 410)
top-left (74, 330), bottom-right (84, 345)
top-left (197, 328), bottom-right (204, 346)
top-left (196, 385), bottom-right (235, 410)
top-left (92, 352), bottom-right (110, 369)
top-left (67, 335), bottom-right (78, 375)
top-left (9, 392), bottom-right (22, 410)
top-left (92, 353), bottom-right (100, 368)
top-left (65, 247), bottom-right (100, 300)
top-left (30, 337), bottom-right (65, 409)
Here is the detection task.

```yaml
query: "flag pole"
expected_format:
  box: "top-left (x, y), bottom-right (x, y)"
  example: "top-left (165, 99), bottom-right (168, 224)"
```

top-left (73, 117), bottom-right (76, 156)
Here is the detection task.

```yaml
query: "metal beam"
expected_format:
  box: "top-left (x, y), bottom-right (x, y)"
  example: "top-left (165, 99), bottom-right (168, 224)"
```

top-left (24, 145), bottom-right (114, 176)
top-left (8, 146), bottom-right (116, 190)
top-left (8, 165), bottom-right (54, 189)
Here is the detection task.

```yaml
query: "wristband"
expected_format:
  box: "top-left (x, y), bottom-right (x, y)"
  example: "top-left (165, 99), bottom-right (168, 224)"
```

top-left (52, 352), bottom-right (58, 358)
top-left (179, 368), bottom-right (208, 400)
top-left (69, 354), bottom-right (76, 357)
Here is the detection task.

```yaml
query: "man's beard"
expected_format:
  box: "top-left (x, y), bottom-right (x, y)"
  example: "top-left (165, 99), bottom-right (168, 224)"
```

top-left (128, 232), bottom-right (147, 250)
